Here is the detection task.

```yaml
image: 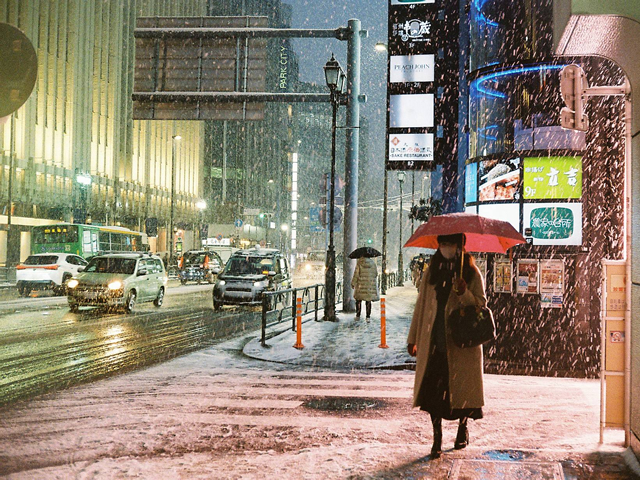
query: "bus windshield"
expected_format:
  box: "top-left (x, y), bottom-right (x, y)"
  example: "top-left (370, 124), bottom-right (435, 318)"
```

top-left (32, 225), bottom-right (79, 245)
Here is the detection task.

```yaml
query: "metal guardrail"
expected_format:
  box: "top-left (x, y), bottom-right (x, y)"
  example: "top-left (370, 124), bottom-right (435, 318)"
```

top-left (260, 282), bottom-right (343, 347)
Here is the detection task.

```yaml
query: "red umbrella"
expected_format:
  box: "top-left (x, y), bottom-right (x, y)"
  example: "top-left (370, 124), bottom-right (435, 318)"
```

top-left (403, 212), bottom-right (526, 254)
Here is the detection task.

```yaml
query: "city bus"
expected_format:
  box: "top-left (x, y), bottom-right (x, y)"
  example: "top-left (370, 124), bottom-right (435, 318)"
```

top-left (31, 224), bottom-right (148, 259)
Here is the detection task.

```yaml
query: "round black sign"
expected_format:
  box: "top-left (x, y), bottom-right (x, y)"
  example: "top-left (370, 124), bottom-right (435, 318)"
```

top-left (0, 23), bottom-right (37, 117)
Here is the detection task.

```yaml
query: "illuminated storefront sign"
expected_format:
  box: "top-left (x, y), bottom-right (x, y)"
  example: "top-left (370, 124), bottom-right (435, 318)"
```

top-left (386, 0), bottom-right (458, 170)
top-left (465, 162), bottom-right (477, 203)
top-left (523, 156), bottom-right (582, 199)
top-left (388, 133), bottom-right (434, 163)
top-left (389, 94), bottom-right (434, 128)
top-left (523, 203), bottom-right (582, 245)
top-left (390, 54), bottom-right (435, 83)
top-left (478, 203), bottom-right (520, 233)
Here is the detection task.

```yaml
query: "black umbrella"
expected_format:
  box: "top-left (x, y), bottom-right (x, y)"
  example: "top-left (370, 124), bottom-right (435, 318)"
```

top-left (348, 246), bottom-right (382, 259)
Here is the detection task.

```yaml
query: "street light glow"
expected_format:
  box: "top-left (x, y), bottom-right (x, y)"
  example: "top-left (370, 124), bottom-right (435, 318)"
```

top-left (375, 42), bottom-right (388, 52)
top-left (196, 200), bottom-right (207, 210)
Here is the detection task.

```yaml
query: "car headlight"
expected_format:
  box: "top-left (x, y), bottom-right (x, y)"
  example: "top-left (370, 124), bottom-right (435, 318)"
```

top-left (217, 280), bottom-right (226, 286)
top-left (108, 280), bottom-right (123, 290)
top-left (67, 279), bottom-right (79, 289)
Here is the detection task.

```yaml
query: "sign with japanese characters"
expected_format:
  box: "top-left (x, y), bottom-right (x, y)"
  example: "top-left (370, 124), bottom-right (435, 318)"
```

top-left (523, 203), bottom-right (582, 245)
top-left (388, 133), bottom-right (434, 162)
top-left (386, 1), bottom-right (459, 171)
top-left (523, 156), bottom-right (582, 199)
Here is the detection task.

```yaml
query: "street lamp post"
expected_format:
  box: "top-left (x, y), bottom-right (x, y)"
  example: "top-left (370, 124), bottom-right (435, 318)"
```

top-left (397, 171), bottom-right (406, 286)
top-left (170, 134), bottom-right (181, 261)
top-left (323, 54), bottom-right (346, 322)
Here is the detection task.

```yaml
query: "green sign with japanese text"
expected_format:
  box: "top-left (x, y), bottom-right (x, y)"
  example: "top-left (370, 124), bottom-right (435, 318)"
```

top-left (530, 207), bottom-right (575, 239)
top-left (523, 156), bottom-right (582, 200)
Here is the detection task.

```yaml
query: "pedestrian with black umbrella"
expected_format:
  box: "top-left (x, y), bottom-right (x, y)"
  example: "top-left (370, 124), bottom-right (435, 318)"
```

top-left (349, 247), bottom-right (381, 320)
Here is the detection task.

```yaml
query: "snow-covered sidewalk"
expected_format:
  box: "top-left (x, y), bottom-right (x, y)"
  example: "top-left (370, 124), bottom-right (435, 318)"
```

top-left (1, 284), bottom-right (638, 479)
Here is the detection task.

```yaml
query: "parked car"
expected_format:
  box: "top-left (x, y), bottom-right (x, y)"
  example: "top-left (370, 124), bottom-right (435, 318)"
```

top-left (178, 250), bottom-right (223, 285)
top-left (67, 252), bottom-right (167, 313)
top-left (212, 247), bottom-right (291, 310)
top-left (16, 253), bottom-right (88, 296)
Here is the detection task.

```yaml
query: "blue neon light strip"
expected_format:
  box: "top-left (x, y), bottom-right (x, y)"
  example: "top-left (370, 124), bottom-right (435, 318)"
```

top-left (473, 64), bottom-right (568, 99)
top-left (473, 0), bottom-right (498, 27)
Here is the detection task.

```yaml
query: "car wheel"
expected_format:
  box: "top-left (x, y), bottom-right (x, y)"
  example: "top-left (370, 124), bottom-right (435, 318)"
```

top-left (69, 302), bottom-right (79, 313)
top-left (125, 290), bottom-right (137, 313)
top-left (153, 287), bottom-right (164, 307)
top-left (213, 299), bottom-right (223, 311)
top-left (180, 278), bottom-right (187, 285)
top-left (17, 285), bottom-right (27, 296)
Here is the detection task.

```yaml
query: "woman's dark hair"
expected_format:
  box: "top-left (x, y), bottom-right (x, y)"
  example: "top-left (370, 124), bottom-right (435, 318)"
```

top-left (427, 249), bottom-right (476, 285)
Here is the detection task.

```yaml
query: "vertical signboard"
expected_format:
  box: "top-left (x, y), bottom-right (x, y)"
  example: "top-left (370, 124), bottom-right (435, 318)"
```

top-left (601, 260), bottom-right (627, 431)
top-left (386, 0), bottom-right (459, 171)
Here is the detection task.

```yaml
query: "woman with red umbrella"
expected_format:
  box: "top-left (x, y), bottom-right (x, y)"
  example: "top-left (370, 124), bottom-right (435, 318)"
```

top-left (407, 233), bottom-right (487, 459)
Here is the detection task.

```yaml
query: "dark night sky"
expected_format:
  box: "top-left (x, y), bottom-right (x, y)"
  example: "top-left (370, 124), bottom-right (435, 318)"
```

top-left (285, 0), bottom-right (390, 181)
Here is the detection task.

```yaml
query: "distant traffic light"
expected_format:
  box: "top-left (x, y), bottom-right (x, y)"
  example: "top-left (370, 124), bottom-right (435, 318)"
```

top-left (259, 213), bottom-right (265, 219)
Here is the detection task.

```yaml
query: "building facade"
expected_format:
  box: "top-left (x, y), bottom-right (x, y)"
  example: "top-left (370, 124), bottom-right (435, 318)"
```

top-left (464, 0), bottom-right (626, 377)
top-left (0, 0), bottom-right (208, 270)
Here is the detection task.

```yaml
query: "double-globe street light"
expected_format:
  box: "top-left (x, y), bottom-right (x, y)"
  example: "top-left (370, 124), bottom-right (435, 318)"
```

top-left (397, 171), bottom-right (406, 286)
top-left (323, 54), bottom-right (346, 322)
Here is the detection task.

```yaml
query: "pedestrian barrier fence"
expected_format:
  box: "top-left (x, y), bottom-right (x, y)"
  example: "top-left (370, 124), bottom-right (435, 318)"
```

top-left (261, 281), bottom-right (343, 347)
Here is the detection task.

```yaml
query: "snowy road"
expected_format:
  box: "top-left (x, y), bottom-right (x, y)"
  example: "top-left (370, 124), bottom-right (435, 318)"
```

top-left (0, 284), bottom-right (263, 406)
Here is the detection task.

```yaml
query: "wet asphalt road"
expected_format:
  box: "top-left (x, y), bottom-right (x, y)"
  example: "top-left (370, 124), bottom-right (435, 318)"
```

top-left (0, 282), bottom-right (263, 406)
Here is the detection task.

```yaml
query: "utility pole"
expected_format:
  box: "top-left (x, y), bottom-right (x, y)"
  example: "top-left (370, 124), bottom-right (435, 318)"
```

top-left (342, 19), bottom-right (364, 313)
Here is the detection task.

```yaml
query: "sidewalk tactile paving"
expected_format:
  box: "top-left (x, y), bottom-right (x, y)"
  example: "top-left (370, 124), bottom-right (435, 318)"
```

top-left (450, 459), bottom-right (565, 479)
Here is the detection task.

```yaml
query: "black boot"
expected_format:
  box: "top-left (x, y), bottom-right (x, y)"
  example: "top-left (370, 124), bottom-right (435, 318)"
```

top-left (454, 418), bottom-right (469, 450)
top-left (430, 416), bottom-right (442, 459)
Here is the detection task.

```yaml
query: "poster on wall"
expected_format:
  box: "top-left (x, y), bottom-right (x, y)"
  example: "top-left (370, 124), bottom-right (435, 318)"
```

top-left (494, 259), bottom-right (512, 293)
top-left (476, 257), bottom-right (487, 284)
top-left (517, 259), bottom-right (539, 294)
top-left (539, 259), bottom-right (564, 308)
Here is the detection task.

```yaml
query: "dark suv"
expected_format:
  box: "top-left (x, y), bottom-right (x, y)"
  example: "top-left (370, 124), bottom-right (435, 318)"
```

top-left (178, 250), bottom-right (223, 285)
top-left (212, 248), bottom-right (291, 309)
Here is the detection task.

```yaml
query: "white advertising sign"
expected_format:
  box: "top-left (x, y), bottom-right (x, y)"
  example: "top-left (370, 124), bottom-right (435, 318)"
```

top-left (388, 133), bottom-right (434, 162)
top-left (391, 0), bottom-right (435, 4)
top-left (390, 54), bottom-right (435, 83)
top-left (389, 94), bottom-right (434, 128)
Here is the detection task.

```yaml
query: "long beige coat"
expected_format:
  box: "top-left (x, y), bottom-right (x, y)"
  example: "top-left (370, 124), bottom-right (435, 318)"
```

top-left (407, 263), bottom-right (487, 409)
top-left (351, 257), bottom-right (380, 302)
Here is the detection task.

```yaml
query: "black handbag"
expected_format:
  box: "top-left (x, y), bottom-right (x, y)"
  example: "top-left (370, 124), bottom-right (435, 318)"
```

top-left (448, 304), bottom-right (496, 348)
